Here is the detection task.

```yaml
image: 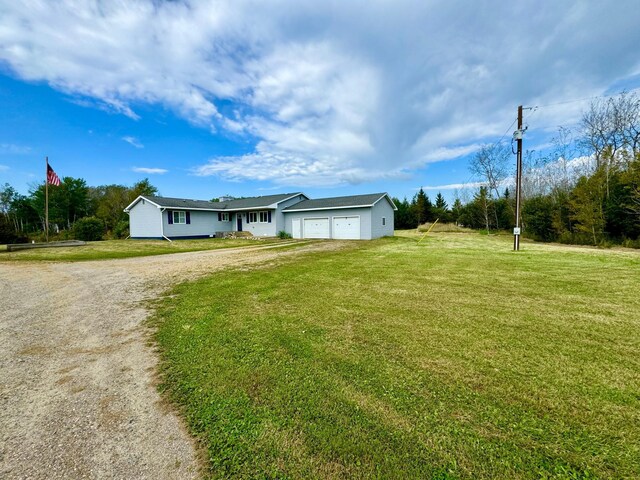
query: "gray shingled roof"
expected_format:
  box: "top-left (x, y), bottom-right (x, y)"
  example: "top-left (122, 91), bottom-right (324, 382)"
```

top-left (222, 193), bottom-right (304, 210)
top-left (141, 193), bottom-right (303, 211)
top-left (283, 193), bottom-right (395, 211)
top-left (143, 196), bottom-right (222, 210)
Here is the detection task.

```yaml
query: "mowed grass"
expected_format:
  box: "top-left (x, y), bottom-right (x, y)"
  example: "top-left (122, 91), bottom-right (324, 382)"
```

top-left (0, 237), bottom-right (291, 262)
top-left (153, 233), bottom-right (640, 479)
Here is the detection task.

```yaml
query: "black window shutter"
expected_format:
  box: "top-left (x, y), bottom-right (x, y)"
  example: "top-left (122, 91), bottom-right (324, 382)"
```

top-left (218, 212), bottom-right (222, 221)
top-left (247, 212), bottom-right (250, 224)
top-left (168, 210), bottom-right (173, 224)
top-left (268, 211), bottom-right (272, 223)
top-left (186, 211), bottom-right (191, 224)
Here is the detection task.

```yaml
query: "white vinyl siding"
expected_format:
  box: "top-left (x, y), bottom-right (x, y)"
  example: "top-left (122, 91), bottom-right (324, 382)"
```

top-left (243, 210), bottom-right (276, 236)
top-left (164, 210), bottom-right (228, 238)
top-left (274, 194), bottom-right (307, 233)
top-left (371, 198), bottom-right (395, 238)
top-left (129, 199), bottom-right (162, 238)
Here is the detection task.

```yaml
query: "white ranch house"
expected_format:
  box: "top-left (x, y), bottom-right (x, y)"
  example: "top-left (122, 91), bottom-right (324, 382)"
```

top-left (124, 192), bottom-right (396, 240)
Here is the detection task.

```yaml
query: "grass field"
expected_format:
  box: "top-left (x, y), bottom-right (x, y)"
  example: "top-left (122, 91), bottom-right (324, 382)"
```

top-left (0, 237), bottom-right (291, 262)
top-left (154, 233), bottom-right (640, 479)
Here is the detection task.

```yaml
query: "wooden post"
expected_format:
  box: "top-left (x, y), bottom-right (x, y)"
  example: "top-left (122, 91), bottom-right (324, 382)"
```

top-left (514, 106), bottom-right (523, 251)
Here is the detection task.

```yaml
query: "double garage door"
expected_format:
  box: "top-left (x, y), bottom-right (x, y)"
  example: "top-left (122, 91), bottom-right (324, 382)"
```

top-left (297, 216), bottom-right (361, 239)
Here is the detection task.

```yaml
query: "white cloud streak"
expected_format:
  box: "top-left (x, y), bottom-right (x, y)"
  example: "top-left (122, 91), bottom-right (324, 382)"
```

top-left (422, 182), bottom-right (486, 191)
top-left (0, 143), bottom-right (31, 154)
top-left (122, 136), bottom-right (144, 148)
top-left (1, 1), bottom-right (639, 186)
top-left (132, 167), bottom-right (167, 174)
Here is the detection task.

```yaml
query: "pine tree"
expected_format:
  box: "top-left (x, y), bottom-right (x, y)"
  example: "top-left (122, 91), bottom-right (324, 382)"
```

top-left (412, 188), bottom-right (432, 225)
top-left (434, 192), bottom-right (449, 222)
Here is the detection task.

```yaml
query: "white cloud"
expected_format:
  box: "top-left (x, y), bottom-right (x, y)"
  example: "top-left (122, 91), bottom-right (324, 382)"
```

top-left (422, 181), bottom-right (486, 191)
top-left (122, 136), bottom-right (144, 148)
top-left (0, 164), bottom-right (9, 171)
top-left (1, 1), bottom-right (639, 186)
top-left (0, 143), bottom-right (31, 154)
top-left (132, 167), bottom-right (167, 174)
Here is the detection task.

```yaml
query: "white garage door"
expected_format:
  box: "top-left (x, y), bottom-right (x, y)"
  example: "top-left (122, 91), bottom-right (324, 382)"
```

top-left (303, 217), bottom-right (330, 238)
top-left (333, 216), bottom-right (360, 239)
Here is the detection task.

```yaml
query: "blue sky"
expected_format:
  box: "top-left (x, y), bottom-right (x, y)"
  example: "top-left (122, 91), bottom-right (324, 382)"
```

top-left (1, 1), bottom-right (640, 204)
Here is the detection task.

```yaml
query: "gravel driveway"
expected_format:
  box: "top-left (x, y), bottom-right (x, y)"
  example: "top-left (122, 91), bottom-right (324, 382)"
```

top-left (0, 241), bottom-right (340, 479)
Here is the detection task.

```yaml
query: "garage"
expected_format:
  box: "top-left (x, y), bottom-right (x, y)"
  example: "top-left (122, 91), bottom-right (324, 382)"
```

top-left (303, 217), bottom-right (330, 238)
top-left (283, 192), bottom-right (397, 240)
top-left (332, 216), bottom-right (360, 239)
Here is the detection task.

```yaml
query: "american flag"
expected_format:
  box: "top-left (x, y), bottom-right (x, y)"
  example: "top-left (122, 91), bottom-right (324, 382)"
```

top-left (47, 163), bottom-right (61, 186)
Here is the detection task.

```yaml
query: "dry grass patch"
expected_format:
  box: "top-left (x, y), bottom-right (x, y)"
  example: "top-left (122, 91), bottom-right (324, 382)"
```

top-left (416, 222), bottom-right (475, 233)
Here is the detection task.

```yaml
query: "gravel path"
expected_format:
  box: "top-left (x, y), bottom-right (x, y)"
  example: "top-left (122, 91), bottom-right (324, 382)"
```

top-left (0, 241), bottom-right (343, 479)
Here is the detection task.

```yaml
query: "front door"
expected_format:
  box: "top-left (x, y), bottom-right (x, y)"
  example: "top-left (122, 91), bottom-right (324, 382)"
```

top-left (237, 214), bottom-right (243, 231)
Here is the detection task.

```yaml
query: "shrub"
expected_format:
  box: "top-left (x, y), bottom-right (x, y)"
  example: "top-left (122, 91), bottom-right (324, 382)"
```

top-left (0, 216), bottom-right (30, 244)
top-left (622, 238), bottom-right (640, 249)
top-left (277, 230), bottom-right (292, 239)
top-left (523, 196), bottom-right (557, 241)
top-left (73, 216), bottom-right (105, 241)
top-left (113, 219), bottom-right (130, 239)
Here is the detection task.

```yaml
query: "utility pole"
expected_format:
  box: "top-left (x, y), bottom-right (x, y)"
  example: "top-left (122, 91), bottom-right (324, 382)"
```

top-left (513, 106), bottom-right (523, 251)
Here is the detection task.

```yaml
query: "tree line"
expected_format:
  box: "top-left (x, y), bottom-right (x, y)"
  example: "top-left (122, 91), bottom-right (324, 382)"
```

top-left (392, 186), bottom-right (514, 232)
top-left (516, 92), bottom-right (640, 247)
top-left (394, 91), bottom-right (639, 248)
top-left (0, 178), bottom-right (157, 243)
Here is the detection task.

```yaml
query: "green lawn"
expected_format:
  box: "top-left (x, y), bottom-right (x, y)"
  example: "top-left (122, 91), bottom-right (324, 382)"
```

top-left (0, 237), bottom-right (294, 262)
top-left (153, 233), bottom-right (640, 479)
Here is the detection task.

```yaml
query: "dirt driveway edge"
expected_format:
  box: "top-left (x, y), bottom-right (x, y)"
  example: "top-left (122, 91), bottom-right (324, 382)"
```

top-left (0, 241), bottom-right (347, 479)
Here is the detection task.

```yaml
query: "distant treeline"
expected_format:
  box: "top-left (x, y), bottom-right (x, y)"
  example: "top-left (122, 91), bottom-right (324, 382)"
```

top-left (396, 92), bottom-right (640, 248)
top-left (0, 178), bottom-right (157, 243)
top-left (392, 187), bottom-right (515, 233)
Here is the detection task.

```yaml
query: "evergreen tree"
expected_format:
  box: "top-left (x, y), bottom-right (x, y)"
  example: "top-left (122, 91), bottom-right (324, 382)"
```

top-left (392, 197), bottom-right (418, 229)
top-left (570, 169), bottom-right (607, 245)
top-left (412, 188), bottom-right (432, 225)
top-left (451, 198), bottom-right (463, 225)
top-left (433, 192), bottom-right (450, 222)
top-left (131, 178), bottom-right (158, 198)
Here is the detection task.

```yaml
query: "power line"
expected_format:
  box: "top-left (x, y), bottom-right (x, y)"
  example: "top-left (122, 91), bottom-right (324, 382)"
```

top-left (457, 117), bottom-right (518, 190)
top-left (493, 117), bottom-right (518, 147)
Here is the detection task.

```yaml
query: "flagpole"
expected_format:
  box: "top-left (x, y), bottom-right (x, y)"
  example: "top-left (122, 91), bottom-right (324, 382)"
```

top-left (45, 156), bottom-right (49, 243)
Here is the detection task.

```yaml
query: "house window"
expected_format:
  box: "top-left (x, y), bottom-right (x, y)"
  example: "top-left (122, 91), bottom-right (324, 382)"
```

top-left (259, 211), bottom-right (269, 223)
top-left (382, 217), bottom-right (386, 226)
top-left (249, 212), bottom-right (258, 223)
top-left (173, 211), bottom-right (186, 224)
top-left (222, 212), bottom-right (229, 221)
